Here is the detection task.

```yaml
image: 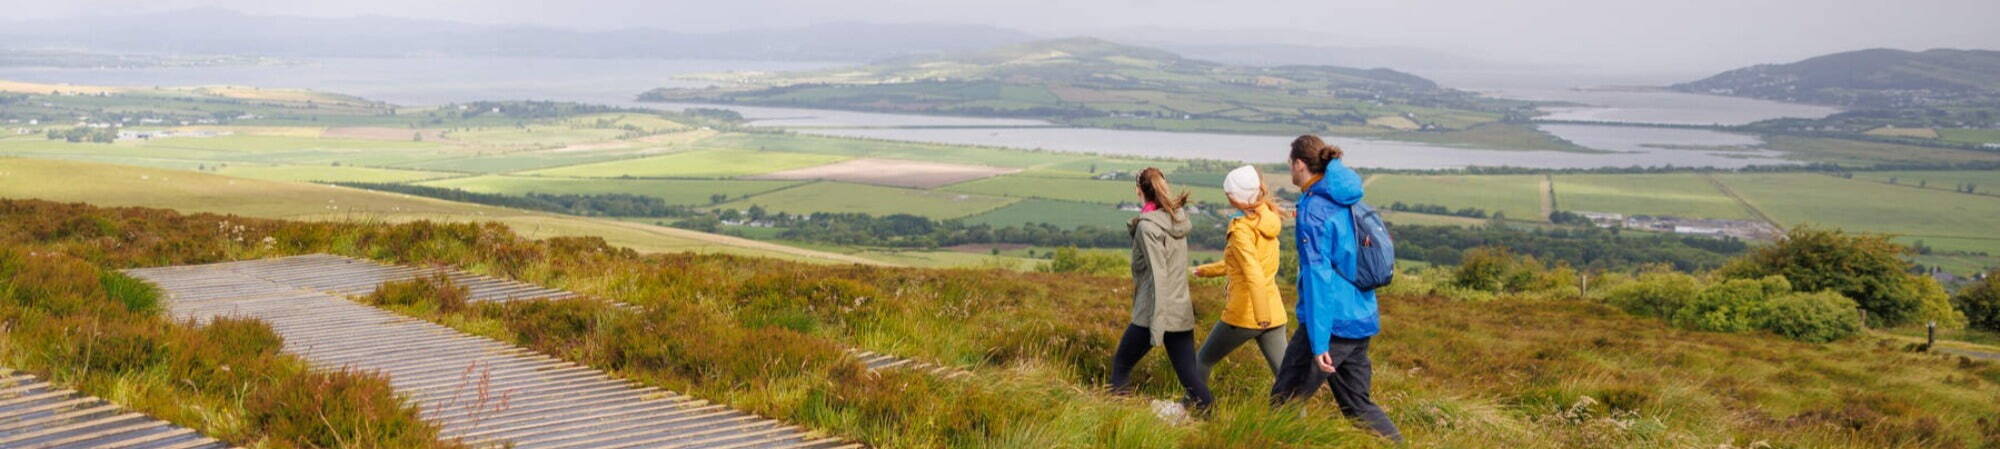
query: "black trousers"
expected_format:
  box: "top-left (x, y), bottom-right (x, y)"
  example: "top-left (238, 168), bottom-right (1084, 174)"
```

top-left (1108, 324), bottom-right (1214, 409)
top-left (1270, 331), bottom-right (1402, 443)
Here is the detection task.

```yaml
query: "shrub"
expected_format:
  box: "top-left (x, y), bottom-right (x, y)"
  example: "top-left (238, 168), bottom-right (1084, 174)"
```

top-left (1603, 271), bottom-right (1701, 319)
top-left (1956, 271), bottom-right (2000, 332)
top-left (1756, 291), bottom-right (1863, 342)
top-left (100, 271), bottom-right (160, 314)
top-left (363, 273), bottom-right (470, 313)
top-left (1718, 227), bottom-right (1922, 326)
top-left (247, 369), bottom-right (452, 449)
top-left (1672, 276), bottom-right (1791, 333)
top-left (1452, 246), bottom-right (1575, 295)
top-left (1039, 246), bottom-right (1126, 277)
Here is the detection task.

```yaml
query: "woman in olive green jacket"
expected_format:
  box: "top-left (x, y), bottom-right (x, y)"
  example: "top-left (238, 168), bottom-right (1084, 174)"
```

top-left (1108, 167), bottom-right (1213, 411)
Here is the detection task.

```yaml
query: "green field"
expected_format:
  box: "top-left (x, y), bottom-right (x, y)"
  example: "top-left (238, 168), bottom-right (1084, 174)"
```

top-left (1716, 173), bottom-right (2000, 254)
top-left (1849, 170), bottom-right (2000, 195)
top-left (729, 181), bottom-right (1017, 219)
top-left (701, 133), bottom-right (1079, 169)
top-left (943, 175), bottom-right (1228, 205)
top-left (446, 125), bottom-right (629, 148)
top-left (215, 164), bottom-right (458, 183)
top-left (522, 148), bottom-right (847, 178)
top-left (418, 175), bottom-right (800, 205)
top-left (1368, 174), bottom-right (1548, 221)
top-left (1937, 128), bottom-right (2000, 145)
top-left (1554, 173), bottom-right (1751, 219)
top-left (1766, 136), bottom-right (2000, 166)
top-left (0, 158), bottom-right (866, 263)
top-left (958, 198), bottom-right (1137, 229)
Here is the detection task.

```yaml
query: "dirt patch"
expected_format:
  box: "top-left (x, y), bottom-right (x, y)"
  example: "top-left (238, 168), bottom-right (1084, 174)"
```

top-left (747, 158), bottom-right (1020, 188)
top-left (324, 127), bottom-right (451, 142)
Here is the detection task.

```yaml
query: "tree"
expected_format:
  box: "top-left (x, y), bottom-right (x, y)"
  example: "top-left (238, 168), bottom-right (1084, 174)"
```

top-left (1718, 227), bottom-right (1925, 326)
top-left (1954, 270), bottom-right (2000, 332)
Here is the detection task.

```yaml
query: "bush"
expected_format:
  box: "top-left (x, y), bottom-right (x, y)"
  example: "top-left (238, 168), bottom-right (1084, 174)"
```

top-left (1673, 276), bottom-right (1791, 333)
top-left (1756, 291), bottom-right (1863, 342)
top-left (1603, 271), bottom-right (1701, 319)
top-left (1039, 247), bottom-right (1126, 277)
top-left (1956, 271), bottom-right (2000, 332)
top-left (363, 273), bottom-right (470, 313)
top-left (1718, 227), bottom-right (1922, 326)
top-left (1451, 246), bottom-right (1575, 295)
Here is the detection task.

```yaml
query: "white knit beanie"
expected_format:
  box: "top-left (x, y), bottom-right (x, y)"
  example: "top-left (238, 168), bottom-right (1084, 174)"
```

top-left (1223, 165), bottom-right (1262, 205)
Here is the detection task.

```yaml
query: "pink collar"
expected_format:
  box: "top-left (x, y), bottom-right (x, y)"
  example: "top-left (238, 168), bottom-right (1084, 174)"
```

top-left (1141, 202), bottom-right (1159, 213)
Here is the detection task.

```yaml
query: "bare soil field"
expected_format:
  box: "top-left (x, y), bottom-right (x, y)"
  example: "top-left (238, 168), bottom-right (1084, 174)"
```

top-left (747, 158), bottom-right (1020, 188)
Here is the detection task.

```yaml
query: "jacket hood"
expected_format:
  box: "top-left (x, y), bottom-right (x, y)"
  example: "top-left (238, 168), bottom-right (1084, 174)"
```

top-left (1307, 159), bottom-right (1365, 206)
top-left (1136, 209), bottom-right (1193, 238)
top-left (1246, 203), bottom-right (1282, 239)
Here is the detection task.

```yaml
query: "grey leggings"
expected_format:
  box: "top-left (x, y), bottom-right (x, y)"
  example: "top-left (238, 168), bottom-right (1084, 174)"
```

top-left (1196, 321), bottom-right (1288, 381)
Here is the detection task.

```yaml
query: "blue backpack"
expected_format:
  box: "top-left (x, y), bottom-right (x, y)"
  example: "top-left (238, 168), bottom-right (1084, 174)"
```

top-left (1340, 201), bottom-right (1396, 291)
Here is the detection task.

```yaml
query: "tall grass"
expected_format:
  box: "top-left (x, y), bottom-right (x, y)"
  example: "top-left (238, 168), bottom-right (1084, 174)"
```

top-left (3, 198), bottom-right (1998, 448)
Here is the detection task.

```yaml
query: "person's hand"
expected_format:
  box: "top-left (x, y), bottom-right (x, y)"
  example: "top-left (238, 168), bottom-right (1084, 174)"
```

top-left (1315, 352), bottom-right (1337, 373)
top-left (1258, 320), bottom-right (1271, 328)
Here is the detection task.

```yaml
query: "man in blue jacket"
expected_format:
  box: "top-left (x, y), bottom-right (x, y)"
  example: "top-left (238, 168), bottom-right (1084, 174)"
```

top-left (1271, 136), bottom-right (1401, 443)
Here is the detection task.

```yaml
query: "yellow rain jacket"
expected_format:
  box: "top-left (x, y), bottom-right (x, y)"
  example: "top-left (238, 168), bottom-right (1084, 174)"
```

top-left (1193, 202), bottom-right (1287, 330)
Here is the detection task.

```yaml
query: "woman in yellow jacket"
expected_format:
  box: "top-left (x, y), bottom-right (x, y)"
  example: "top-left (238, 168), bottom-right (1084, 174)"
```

top-left (1193, 165), bottom-right (1290, 381)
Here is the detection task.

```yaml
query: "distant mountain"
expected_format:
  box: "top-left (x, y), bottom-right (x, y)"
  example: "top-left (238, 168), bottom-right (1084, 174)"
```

top-left (814, 37), bottom-right (1438, 89)
top-left (0, 9), bottom-right (1036, 61)
top-left (1673, 48), bottom-right (2000, 108)
top-left (641, 38), bottom-right (1558, 145)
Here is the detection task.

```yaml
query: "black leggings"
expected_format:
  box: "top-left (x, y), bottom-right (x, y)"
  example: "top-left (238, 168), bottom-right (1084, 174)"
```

top-left (1108, 324), bottom-right (1215, 408)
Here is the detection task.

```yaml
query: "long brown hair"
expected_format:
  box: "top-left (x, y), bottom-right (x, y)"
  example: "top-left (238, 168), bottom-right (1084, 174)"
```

top-left (1137, 167), bottom-right (1190, 222)
top-left (1289, 135), bottom-right (1344, 174)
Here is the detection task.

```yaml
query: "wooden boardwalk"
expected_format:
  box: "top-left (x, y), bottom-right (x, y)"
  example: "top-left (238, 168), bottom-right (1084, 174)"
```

top-left (124, 255), bottom-right (857, 449)
top-left (0, 368), bottom-right (235, 449)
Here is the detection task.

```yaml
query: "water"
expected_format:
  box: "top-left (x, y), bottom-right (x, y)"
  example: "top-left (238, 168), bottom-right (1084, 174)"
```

top-left (0, 57), bottom-right (1829, 169)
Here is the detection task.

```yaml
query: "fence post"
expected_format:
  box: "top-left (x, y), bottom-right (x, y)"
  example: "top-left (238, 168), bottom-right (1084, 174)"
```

top-left (1927, 321), bottom-right (1937, 351)
top-left (1859, 309), bottom-right (1868, 330)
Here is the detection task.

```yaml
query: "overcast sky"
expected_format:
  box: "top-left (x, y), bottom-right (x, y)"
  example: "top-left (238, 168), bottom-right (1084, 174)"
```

top-left (9, 0), bottom-right (1998, 73)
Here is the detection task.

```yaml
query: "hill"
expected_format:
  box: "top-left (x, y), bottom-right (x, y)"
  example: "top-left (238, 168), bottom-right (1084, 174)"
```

top-left (1, 198), bottom-right (1995, 448)
top-left (642, 38), bottom-right (1573, 149)
top-left (1674, 48), bottom-right (2000, 109)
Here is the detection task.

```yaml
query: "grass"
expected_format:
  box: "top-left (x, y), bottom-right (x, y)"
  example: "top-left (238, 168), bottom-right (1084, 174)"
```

top-left (215, 164), bottom-right (458, 183)
top-left (417, 175), bottom-right (801, 205)
top-left (1849, 170), bottom-right (2000, 195)
top-left (0, 242), bottom-right (462, 448)
top-left (1368, 174), bottom-right (1548, 222)
top-left (728, 181), bottom-right (1018, 219)
top-left (0, 157), bottom-right (866, 263)
top-left (703, 133), bottom-right (1079, 169)
top-left (1716, 173), bottom-right (2000, 254)
top-left (959, 198), bottom-right (1139, 229)
top-left (6, 199), bottom-right (2000, 448)
top-left (1765, 136), bottom-right (2000, 166)
top-left (1937, 128), bottom-right (2000, 145)
top-left (1553, 174), bottom-right (1752, 219)
top-left (944, 175), bottom-right (1229, 205)
top-left (521, 148), bottom-right (847, 178)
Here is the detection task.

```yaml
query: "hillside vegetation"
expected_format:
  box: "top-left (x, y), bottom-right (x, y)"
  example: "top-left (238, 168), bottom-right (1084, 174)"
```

top-left (3, 199), bottom-right (1996, 448)
top-left (1675, 48), bottom-right (2000, 109)
top-left (641, 38), bottom-right (1578, 150)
